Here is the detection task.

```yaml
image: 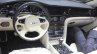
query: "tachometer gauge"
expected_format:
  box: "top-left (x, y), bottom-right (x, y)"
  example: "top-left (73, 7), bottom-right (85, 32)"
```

top-left (20, 6), bottom-right (29, 12)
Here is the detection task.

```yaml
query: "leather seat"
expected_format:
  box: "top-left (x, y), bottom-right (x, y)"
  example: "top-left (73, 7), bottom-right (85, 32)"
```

top-left (9, 47), bottom-right (51, 54)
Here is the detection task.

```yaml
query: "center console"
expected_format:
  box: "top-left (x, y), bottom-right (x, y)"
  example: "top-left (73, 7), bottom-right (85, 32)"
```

top-left (48, 16), bottom-right (96, 54)
top-left (48, 15), bottom-right (71, 54)
top-left (48, 15), bottom-right (65, 45)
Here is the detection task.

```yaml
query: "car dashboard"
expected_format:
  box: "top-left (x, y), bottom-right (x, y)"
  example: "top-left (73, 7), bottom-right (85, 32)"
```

top-left (0, 0), bottom-right (96, 39)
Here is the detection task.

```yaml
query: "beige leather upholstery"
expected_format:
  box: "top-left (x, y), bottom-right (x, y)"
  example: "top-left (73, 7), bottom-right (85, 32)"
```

top-left (9, 47), bottom-right (51, 54)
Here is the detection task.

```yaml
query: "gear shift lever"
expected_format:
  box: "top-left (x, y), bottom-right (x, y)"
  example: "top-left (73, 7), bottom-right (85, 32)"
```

top-left (58, 39), bottom-right (67, 51)
top-left (59, 39), bottom-right (63, 47)
top-left (53, 38), bottom-right (70, 54)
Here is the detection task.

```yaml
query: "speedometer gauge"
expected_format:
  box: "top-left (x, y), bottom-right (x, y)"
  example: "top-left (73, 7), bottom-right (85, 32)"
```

top-left (30, 6), bottom-right (45, 16)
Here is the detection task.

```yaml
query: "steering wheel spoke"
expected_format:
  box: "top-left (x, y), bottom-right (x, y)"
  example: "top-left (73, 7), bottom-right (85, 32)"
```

top-left (15, 22), bottom-right (25, 31)
top-left (17, 15), bottom-right (32, 24)
top-left (19, 30), bottom-right (28, 37)
top-left (38, 17), bottom-right (48, 26)
top-left (36, 26), bottom-right (45, 33)
top-left (40, 21), bottom-right (48, 26)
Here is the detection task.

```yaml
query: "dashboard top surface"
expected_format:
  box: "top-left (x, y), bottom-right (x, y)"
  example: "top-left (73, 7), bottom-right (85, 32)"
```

top-left (0, 0), bottom-right (94, 9)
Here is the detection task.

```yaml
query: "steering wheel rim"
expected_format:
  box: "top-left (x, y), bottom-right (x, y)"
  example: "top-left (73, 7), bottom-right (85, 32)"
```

top-left (13, 2), bottom-right (50, 41)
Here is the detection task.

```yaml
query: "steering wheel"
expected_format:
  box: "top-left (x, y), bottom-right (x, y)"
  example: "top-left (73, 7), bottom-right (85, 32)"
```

top-left (13, 2), bottom-right (50, 41)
